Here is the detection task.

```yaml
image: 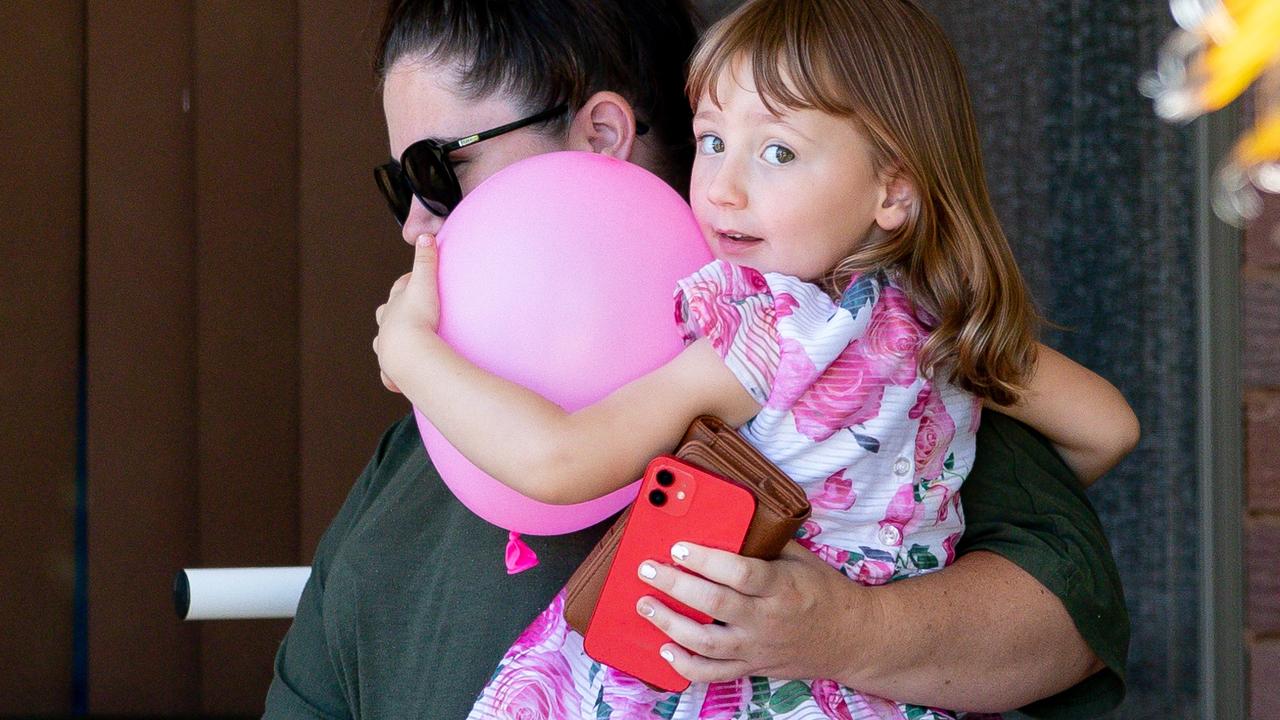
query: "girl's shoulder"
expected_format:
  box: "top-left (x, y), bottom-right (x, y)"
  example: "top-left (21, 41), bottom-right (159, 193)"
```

top-left (675, 260), bottom-right (839, 313)
top-left (675, 261), bottom-right (916, 374)
top-left (672, 260), bottom-right (842, 405)
top-left (675, 259), bottom-right (772, 302)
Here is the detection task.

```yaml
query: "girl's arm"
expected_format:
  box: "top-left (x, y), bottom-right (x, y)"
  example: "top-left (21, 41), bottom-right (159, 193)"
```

top-left (374, 235), bottom-right (761, 504)
top-left (987, 343), bottom-right (1140, 485)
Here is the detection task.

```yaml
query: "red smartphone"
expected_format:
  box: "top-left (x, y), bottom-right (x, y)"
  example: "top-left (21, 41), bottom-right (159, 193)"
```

top-left (582, 455), bottom-right (755, 692)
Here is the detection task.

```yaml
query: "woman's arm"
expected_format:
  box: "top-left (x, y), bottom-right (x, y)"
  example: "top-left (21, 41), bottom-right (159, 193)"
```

top-left (373, 235), bottom-right (759, 504)
top-left (636, 411), bottom-right (1129, 714)
top-left (637, 545), bottom-right (1098, 712)
top-left (850, 551), bottom-right (1103, 710)
top-left (989, 343), bottom-right (1140, 484)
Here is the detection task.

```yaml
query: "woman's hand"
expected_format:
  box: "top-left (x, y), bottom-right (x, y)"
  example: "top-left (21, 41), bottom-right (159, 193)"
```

top-left (373, 234), bottom-right (442, 393)
top-left (639, 544), bottom-right (1105, 712)
top-left (634, 540), bottom-right (873, 683)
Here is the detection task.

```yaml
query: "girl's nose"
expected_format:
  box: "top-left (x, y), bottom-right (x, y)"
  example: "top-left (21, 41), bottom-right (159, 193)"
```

top-left (706, 161), bottom-right (746, 209)
top-left (401, 199), bottom-right (445, 245)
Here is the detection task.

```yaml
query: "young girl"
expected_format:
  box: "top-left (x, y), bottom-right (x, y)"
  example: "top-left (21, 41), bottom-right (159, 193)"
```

top-left (374, 0), bottom-right (1139, 717)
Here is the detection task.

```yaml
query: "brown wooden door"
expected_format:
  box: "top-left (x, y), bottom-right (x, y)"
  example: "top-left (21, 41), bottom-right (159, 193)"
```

top-left (2, 0), bottom-right (406, 714)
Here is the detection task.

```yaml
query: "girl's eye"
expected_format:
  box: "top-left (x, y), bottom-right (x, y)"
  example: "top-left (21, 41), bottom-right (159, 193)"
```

top-left (697, 134), bottom-right (725, 155)
top-left (762, 144), bottom-right (795, 165)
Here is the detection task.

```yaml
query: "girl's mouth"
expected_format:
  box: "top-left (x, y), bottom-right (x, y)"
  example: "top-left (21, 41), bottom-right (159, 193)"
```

top-left (715, 229), bottom-right (763, 251)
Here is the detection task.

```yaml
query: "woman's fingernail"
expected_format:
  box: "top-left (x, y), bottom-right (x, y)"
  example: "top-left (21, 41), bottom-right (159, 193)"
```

top-left (417, 234), bottom-right (432, 246)
top-left (660, 648), bottom-right (675, 663)
top-left (638, 562), bottom-right (657, 580)
top-left (671, 543), bottom-right (690, 562)
top-left (637, 600), bottom-right (655, 617)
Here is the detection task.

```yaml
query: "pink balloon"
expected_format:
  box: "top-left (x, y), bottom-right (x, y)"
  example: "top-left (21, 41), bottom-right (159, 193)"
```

top-left (415, 151), bottom-right (712, 535)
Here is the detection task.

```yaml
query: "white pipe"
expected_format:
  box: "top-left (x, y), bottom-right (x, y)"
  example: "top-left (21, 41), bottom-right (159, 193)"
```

top-left (174, 567), bottom-right (311, 620)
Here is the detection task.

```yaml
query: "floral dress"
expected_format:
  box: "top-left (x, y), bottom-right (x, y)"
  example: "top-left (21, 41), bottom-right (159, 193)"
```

top-left (467, 260), bottom-right (983, 720)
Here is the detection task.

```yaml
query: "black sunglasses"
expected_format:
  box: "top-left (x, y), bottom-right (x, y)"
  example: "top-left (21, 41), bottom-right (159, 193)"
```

top-left (374, 105), bottom-right (651, 222)
top-left (374, 104), bottom-right (569, 222)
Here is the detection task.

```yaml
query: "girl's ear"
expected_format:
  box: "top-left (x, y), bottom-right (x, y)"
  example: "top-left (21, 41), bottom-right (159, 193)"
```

top-left (565, 91), bottom-right (640, 161)
top-left (875, 171), bottom-right (916, 232)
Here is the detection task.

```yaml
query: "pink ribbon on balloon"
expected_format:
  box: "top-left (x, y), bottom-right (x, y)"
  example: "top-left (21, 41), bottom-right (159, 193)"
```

top-left (504, 531), bottom-right (539, 574)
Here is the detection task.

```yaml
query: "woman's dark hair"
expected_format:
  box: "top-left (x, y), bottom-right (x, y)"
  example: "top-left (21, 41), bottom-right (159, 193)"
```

top-left (374, 0), bottom-right (701, 195)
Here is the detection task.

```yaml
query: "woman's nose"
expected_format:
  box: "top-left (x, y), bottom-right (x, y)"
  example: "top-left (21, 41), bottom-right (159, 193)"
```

top-left (401, 199), bottom-right (445, 244)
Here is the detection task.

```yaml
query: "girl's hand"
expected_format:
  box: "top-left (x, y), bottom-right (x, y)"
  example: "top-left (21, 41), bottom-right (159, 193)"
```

top-left (373, 234), bottom-right (441, 393)
top-left (635, 541), bottom-right (871, 682)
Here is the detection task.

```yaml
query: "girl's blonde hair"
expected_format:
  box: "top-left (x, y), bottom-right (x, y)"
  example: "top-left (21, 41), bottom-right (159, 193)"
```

top-left (687, 0), bottom-right (1039, 406)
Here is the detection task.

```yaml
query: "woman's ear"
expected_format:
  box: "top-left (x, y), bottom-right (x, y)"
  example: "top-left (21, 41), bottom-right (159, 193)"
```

top-left (875, 171), bottom-right (916, 232)
top-left (565, 91), bottom-right (639, 161)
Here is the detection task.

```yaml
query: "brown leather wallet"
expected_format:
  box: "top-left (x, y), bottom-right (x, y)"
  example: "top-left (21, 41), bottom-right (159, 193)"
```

top-left (563, 415), bottom-right (812, 635)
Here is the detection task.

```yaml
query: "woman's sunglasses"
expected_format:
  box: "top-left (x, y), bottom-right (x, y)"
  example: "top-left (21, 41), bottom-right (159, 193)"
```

top-left (373, 104), bottom-right (569, 223)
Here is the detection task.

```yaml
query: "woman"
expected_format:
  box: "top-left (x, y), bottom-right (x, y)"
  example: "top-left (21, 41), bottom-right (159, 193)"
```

top-left (265, 1), bottom-right (1128, 718)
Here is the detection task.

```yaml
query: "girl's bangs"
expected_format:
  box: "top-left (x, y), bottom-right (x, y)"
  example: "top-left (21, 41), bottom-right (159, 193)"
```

top-left (686, 4), bottom-right (847, 117)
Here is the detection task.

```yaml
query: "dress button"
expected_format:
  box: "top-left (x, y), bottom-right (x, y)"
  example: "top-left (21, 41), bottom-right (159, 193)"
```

top-left (893, 457), bottom-right (911, 476)
top-left (878, 524), bottom-right (902, 546)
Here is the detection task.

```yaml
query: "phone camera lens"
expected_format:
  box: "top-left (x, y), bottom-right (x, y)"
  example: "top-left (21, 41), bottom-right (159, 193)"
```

top-left (655, 470), bottom-right (674, 487)
top-left (648, 489), bottom-right (668, 506)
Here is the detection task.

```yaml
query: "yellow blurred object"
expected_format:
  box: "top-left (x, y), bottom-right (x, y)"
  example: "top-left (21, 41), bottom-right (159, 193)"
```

top-left (1235, 109), bottom-right (1280, 166)
top-left (1145, 0), bottom-right (1280, 121)
top-left (1171, 0), bottom-right (1256, 41)
top-left (1152, 0), bottom-right (1280, 223)
top-left (1214, 111), bottom-right (1280, 222)
top-left (1198, 0), bottom-right (1280, 110)
top-left (1204, 0), bottom-right (1247, 40)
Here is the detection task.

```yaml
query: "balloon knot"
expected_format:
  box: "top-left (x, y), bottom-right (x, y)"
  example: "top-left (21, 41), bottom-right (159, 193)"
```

top-left (504, 531), bottom-right (539, 575)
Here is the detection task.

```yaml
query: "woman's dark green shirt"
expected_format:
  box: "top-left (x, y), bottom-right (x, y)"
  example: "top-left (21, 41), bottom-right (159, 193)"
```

top-left (263, 412), bottom-right (1128, 720)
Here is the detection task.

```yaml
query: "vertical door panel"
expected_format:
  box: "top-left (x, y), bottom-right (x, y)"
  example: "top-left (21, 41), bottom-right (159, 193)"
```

top-left (297, 0), bottom-right (406, 553)
top-left (193, 0), bottom-right (301, 712)
top-left (0, 0), bottom-right (83, 711)
top-left (85, 0), bottom-right (200, 712)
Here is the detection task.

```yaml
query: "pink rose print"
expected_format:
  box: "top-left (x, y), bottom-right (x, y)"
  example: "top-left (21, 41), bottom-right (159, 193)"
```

top-left (849, 558), bottom-right (895, 586)
top-left (798, 519), bottom-right (824, 541)
top-left (600, 664), bottom-right (666, 717)
top-left (720, 262), bottom-right (769, 297)
top-left (699, 677), bottom-right (749, 718)
top-left (790, 346), bottom-right (885, 441)
top-left (789, 290), bottom-right (926, 441)
top-left (811, 469), bottom-right (857, 510)
top-left (677, 264), bottom-right (780, 393)
top-left (485, 646), bottom-right (579, 720)
top-left (910, 382), bottom-right (956, 482)
top-left (930, 483), bottom-right (953, 524)
top-left (943, 531), bottom-right (962, 566)
top-left (797, 522), bottom-right (852, 569)
top-left (679, 278), bottom-right (742, 357)
top-left (879, 482), bottom-right (923, 546)
top-left (768, 337), bottom-right (822, 410)
top-left (861, 286), bottom-right (926, 387)
top-left (847, 693), bottom-right (909, 719)
top-left (797, 539), bottom-right (851, 570)
top-left (775, 291), bottom-right (799, 318)
top-left (813, 679), bottom-right (854, 720)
